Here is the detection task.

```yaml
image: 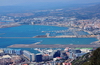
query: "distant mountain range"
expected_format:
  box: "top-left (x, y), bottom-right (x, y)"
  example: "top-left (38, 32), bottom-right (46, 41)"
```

top-left (0, 3), bottom-right (100, 20)
top-left (57, 3), bottom-right (100, 19)
top-left (74, 4), bottom-right (100, 19)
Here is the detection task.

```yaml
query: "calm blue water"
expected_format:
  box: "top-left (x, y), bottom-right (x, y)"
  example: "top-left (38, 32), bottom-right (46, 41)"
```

top-left (0, 25), bottom-right (68, 37)
top-left (0, 25), bottom-right (97, 53)
top-left (0, 38), bottom-right (97, 48)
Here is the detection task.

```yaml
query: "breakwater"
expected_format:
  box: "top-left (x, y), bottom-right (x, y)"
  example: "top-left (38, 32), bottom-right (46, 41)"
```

top-left (0, 35), bottom-right (97, 38)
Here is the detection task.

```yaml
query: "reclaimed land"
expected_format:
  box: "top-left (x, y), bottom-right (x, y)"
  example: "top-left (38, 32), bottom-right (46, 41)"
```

top-left (6, 35), bottom-right (98, 48)
top-left (0, 35), bottom-right (97, 38)
top-left (8, 44), bottom-right (100, 48)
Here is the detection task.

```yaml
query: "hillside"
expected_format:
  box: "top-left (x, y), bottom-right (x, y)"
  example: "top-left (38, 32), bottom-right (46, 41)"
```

top-left (72, 47), bottom-right (100, 65)
top-left (1, 3), bottom-right (100, 20)
top-left (75, 4), bottom-right (100, 19)
top-left (60, 4), bottom-right (100, 19)
top-left (72, 53), bottom-right (90, 65)
top-left (46, 3), bottom-right (100, 19)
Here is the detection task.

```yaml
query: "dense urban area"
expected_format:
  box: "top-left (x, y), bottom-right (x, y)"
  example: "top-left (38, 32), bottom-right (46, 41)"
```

top-left (0, 47), bottom-right (96, 65)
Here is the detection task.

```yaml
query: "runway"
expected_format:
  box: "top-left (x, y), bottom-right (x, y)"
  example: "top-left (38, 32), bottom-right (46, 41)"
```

top-left (8, 44), bottom-right (100, 48)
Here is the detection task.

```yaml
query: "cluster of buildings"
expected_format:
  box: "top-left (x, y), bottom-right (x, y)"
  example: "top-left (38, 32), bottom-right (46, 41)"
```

top-left (20, 47), bottom-right (93, 65)
top-left (0, 16), bottom-right (14, 23)
top-left (0, 48), bottom-right (22, 65)
top-left (0, 47), bottom-right (93, 65)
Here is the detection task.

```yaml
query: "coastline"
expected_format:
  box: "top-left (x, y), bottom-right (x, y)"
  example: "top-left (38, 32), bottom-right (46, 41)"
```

top-left (0, 24), bottom-right (99, 46)
top-left (0, 23), bottom-right (94, 35)
top-left (0, 23), bottom-right (21, 28)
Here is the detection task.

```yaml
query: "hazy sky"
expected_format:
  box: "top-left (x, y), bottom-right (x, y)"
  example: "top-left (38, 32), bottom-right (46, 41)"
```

top-left (0, 0), bottom-right (100, 6)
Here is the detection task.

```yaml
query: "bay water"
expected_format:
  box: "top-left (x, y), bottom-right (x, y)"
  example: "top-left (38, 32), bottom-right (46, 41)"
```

top-left (0, 25), bottom-right (97, 53)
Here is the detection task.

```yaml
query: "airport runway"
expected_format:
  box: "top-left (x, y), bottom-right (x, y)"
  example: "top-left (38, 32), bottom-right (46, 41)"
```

top-left (8, 44), bottom-right (100, 48)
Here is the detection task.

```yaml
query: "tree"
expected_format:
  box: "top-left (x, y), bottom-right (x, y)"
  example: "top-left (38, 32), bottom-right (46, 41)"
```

top-left (90, 47), bottom-right (100, 65)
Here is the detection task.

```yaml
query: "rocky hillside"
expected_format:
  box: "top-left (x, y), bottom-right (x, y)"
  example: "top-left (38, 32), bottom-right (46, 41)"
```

top-left (72, 47), bottom-right (100, 65)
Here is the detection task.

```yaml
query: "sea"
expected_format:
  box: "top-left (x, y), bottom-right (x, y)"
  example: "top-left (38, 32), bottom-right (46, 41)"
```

top-left (0, 25), bottom-right (98, 53)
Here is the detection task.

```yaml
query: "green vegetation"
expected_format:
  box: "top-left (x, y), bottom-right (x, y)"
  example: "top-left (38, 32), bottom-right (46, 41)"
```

top-left (72, 47), bottom-right (100, 65)
top-left (72, 53), bottom-right (90, 65)
top-left (75, 48), bottom-right (93, 50)
top-left (89, 47), bottom-right (100, 65)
